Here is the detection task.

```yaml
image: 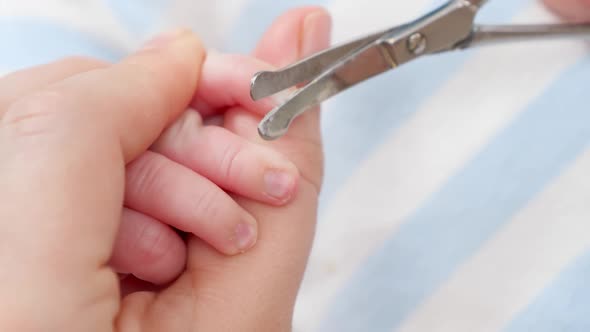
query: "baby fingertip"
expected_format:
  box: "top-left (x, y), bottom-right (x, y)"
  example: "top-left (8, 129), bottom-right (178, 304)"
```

top-left (264, 168), bottom-right (299, 204)
top-left (233, 213), bottom-right (258, 254)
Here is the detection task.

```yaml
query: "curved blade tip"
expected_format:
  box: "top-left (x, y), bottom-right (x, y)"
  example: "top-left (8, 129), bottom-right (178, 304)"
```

top-left (257, 117), bottom-right (289, 141)
top-left (257, 124), bottom-right (280, 141)
top-left (250, 71), bottom-right (273, 101)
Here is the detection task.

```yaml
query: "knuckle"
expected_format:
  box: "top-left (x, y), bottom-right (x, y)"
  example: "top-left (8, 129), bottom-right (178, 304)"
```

top-left (133, 221), bottom-right (172, 264)
top-left (155, 110), bottom-right (203, 152)
top-left (126, 152), bottom-right (168, 197)
top-left (175, 110), bottom-right (203, 137)
top-left (218, 138), bottom-right (245, 182)
top-left (194, 287), bottom-right (231, 307)
top-left (2, 90), bottom-right (69, 137)
top-left (275, 136), bottom-right (324, 194)
top-left (192, 186), bottom-right (223, 222)
top-left (299, 140), bottom-right (325, 193)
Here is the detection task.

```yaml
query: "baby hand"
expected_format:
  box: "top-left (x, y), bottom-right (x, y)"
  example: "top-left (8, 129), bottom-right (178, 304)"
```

top-left (110, 85), bottom-right (300, 284)
top-left (112, 11), bottom-right (329, 288)
top-left (113, 9), bottom-right (329, 294)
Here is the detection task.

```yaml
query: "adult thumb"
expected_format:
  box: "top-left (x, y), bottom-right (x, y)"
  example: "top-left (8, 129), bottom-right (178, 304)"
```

top-left (0, 29), bottom-right (203, 331)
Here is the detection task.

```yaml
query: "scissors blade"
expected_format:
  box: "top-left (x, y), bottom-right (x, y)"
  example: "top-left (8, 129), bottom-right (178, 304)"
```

top-left (257, 0), bottom-right (479, 140)
top-left (250, 24), bottom-right (412, 101)
top-left (257, 40), bottom-right (396, 140)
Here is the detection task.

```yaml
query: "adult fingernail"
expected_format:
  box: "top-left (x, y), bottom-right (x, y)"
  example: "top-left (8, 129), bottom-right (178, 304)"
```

top-left (234, 216), bottom-right (257, 253)
top-left (264, 170), bottom-right (297, 203)
top-left (302, 10), bottom-right (332, 56)
top-left (141, 28), bottom-right (189, 50)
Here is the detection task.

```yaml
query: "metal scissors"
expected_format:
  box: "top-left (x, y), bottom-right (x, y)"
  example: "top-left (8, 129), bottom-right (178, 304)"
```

top-left (249, 0), bottom-right (590, 140)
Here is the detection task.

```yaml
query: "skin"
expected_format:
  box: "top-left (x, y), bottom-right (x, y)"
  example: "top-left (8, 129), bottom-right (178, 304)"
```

top-left (0, 1), bottom-right (584, 331)
top-left (544, 0), bottom-right (590, 21)
top-left (0, 54), bottom-right (300, 285)
top-left (0, 7), bottom-right (330, 332)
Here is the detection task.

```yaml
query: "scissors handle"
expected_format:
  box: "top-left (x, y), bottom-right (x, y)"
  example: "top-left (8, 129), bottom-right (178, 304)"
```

top-left (460, 23), bottom-right (590, 49)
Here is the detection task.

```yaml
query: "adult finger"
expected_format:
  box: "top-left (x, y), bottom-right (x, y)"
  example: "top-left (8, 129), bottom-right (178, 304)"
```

top-left (125, 151), bottom-right (258, 255)
top-left (0, 56), bottom-right (107, 111)
top-left (109, 208), bottom-right (186, 285)
top-left (0, 29), bottom-right (204, 331)
top-left (544, 0), bottom-right (590, 21)
top-left (0, 55), bottom-right (194, 287)
top-left (152, 110), bottom-right (299, 205)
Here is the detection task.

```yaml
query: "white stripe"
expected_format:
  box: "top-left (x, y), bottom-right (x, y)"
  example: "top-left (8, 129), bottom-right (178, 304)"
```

top-left (328, 0), bottom-right (431, 45)
top-left (0, 0), bottom-right (138, 52)
top-left (396, 148), bottom-right (590, 332)
top-left (294, 3), bottom-right (587, 331)
top-left (160, 0), bottom-right (249, 50)
top-left (292, 1), bottom-right (438, 331)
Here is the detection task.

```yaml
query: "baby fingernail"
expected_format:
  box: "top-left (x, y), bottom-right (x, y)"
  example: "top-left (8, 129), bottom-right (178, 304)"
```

top-left (235, 219), bottom-right (257, 252)
top-left (264, 170), bottom-right (296, 202)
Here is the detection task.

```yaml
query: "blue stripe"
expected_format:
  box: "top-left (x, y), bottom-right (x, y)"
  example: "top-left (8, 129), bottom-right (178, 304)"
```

top-left (224, 0), bottom-right (329, 54)
top-left (0, 19), bottom-right (121, 71)
top-left (317, 0), bottom-right (530, 213)
top-left (318, 49), bottom-right (590, 331)
top-left (504, 249), bottom-right (590, 332)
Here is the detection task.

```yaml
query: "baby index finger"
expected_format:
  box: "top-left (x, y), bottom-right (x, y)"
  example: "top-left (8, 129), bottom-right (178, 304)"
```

top-left (192, 52), bottom-right (278, 118)
top-left (151, 110), bottom-right (300, 206)
top-left (124, 151), bottom-right (259, 256)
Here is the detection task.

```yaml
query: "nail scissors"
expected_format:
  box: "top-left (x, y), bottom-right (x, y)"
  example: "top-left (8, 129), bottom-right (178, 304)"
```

top-left (249, 0), bottom-right (590, 140)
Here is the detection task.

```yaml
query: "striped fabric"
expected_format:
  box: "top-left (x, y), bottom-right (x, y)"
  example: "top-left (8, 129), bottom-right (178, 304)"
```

top-left (2, 1), bottom-right (589, 331)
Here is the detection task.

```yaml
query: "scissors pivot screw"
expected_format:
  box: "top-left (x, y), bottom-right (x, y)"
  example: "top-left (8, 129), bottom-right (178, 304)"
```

top-left (250, 0), bottom-right (590, 140)
top-left (407, 33), bottom-right (427, 55)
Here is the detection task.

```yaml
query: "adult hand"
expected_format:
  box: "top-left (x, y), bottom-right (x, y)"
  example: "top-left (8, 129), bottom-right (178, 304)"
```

top-left (0, 6), bottom-right (331, 332)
